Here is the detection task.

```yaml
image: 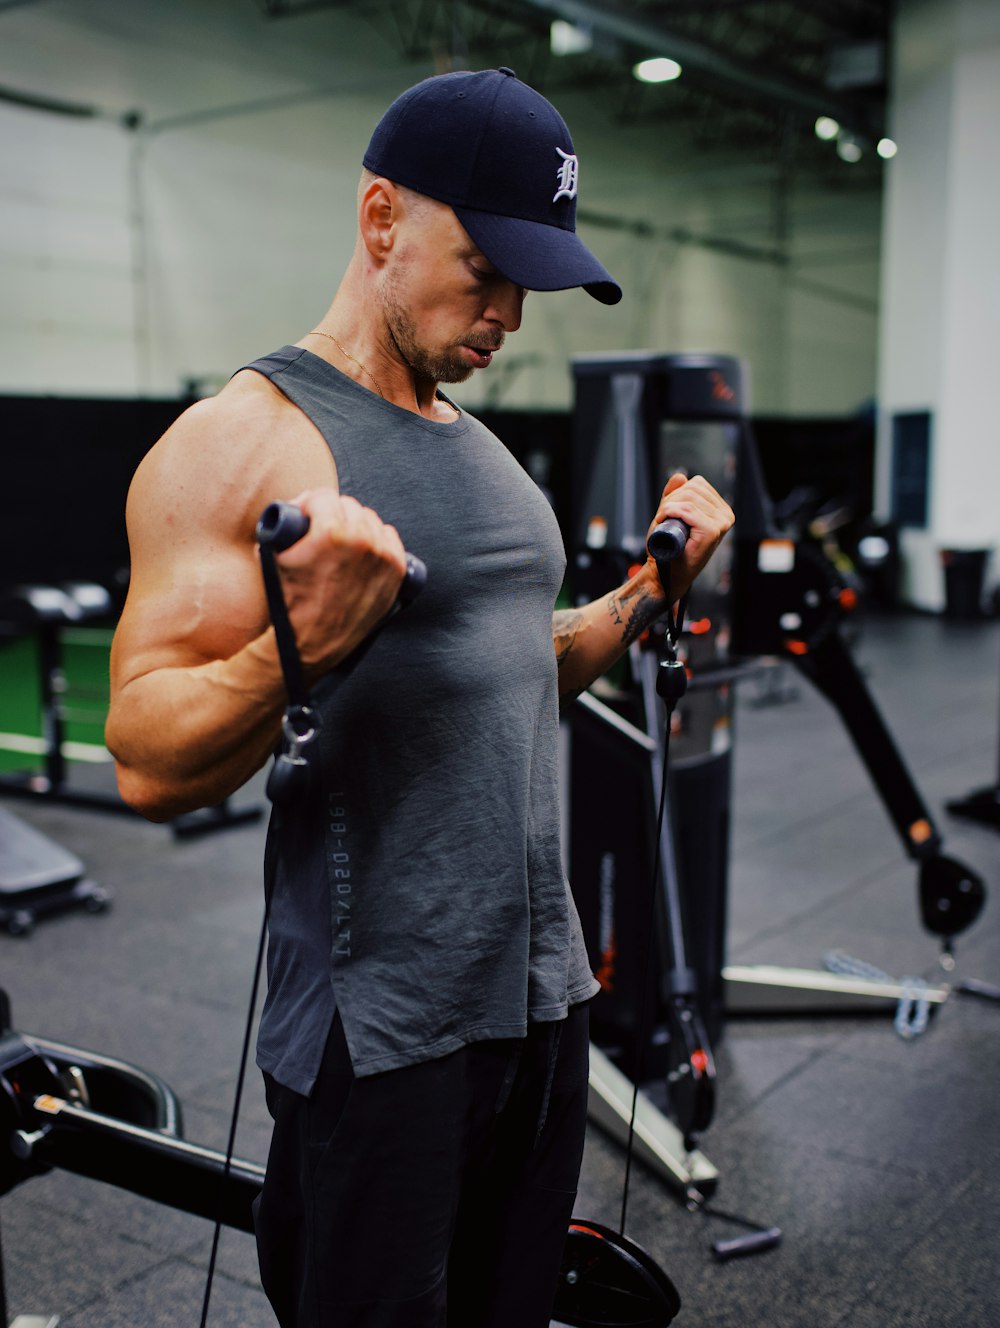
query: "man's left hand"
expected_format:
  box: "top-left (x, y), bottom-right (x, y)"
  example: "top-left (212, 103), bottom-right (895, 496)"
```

top-left (645, 472), bottom-right (735, 600)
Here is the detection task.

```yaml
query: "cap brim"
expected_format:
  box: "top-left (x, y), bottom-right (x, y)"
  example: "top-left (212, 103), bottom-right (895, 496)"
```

top-left (455, 207), bottom-right (622, 306)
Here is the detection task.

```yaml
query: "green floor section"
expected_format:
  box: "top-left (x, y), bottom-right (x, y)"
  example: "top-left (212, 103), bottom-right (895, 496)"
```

top-left (0, 627), bottom-right (114, 775)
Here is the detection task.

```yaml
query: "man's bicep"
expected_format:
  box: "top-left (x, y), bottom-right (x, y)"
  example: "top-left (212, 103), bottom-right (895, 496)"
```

top-left (111, 537), bottom-right (269, 690)
top-left (111, 376), bottom-right (337, 685)
top-left (112, 443), bottom-right (271, 686)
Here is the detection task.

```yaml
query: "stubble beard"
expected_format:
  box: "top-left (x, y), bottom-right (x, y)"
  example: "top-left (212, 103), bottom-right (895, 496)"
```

top-left (381, 281), bottom-right (503, 386)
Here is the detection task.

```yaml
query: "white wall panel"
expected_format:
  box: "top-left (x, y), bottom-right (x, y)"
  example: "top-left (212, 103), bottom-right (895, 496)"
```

top-left (0, 104), bottom-right (136, 393)
top-left (0, 1), bottom-right (882, 418)
top-left (878, 0), bottom-right (1000, 607)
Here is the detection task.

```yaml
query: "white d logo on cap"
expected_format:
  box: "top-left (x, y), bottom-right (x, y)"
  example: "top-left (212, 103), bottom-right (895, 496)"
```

top-left (553, 147), bottom-right (579, 203)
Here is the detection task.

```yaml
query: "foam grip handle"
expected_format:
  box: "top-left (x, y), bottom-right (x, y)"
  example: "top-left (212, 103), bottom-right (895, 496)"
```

top-left (255, 502), bottom-right (427, 602)
top-left (400, 554), bottom-right (427, 605)
top-left (256, 501), bottom-right (310, 552)
top-left (647, 518), bottom-right (691, 562)
top-left (711, 1228), bottom-right (783, 1262)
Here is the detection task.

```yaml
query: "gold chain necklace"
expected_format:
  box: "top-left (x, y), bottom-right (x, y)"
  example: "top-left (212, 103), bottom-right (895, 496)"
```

top-left (308, 327), bottom-right (460, 420)
top-left (308, 328), bottom-right (385, 399)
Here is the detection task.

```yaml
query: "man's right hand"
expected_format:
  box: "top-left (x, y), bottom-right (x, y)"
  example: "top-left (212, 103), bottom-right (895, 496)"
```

top-left (274, 488), bottom-right (408, 682)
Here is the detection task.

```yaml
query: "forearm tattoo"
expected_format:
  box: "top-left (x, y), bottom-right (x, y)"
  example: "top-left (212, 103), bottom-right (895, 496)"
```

top-left (605, 582), bottom-right (663, 648)
top-left (552, 608), bottom-right (585, 668)
top-left (552, 582), bottom-right (664, 676)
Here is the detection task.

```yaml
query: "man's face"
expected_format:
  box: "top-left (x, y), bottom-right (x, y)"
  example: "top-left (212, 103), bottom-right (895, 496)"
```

top-left (379, 199), bottom-right (527, 385)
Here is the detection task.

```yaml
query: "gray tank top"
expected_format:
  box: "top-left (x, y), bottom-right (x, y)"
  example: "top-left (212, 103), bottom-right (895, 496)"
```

top-left (247, 346), bottom-right (598, 1092)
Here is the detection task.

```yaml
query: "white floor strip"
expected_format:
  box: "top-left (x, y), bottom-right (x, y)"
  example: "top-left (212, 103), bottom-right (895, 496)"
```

top-left (0, 732), bottom-right (112, 764)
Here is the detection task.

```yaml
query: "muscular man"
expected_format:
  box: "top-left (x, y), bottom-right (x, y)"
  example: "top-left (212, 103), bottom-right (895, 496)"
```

top-left (107, 68), bottom-right (733, 1328)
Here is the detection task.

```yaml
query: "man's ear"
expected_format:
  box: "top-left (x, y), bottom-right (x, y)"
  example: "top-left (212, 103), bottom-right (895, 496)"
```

top-left (358, 177), bottom-right (398, 260)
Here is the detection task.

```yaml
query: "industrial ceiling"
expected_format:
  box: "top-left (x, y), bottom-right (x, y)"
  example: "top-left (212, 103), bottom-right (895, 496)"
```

top-left (258, 0), bottom-right (893, 183)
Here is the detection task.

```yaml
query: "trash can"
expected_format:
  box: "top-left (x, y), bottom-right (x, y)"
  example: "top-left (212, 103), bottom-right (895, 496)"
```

top-left (940, 548), bottom-right (990, 620)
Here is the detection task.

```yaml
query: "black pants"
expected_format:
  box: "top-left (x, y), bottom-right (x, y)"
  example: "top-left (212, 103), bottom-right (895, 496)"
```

top-left (255, 1003), bottom-right (591, 1328)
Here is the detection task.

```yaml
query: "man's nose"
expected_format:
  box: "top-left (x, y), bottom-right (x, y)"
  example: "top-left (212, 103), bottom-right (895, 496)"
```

top-left (485, 279), bottom-right (525, 332)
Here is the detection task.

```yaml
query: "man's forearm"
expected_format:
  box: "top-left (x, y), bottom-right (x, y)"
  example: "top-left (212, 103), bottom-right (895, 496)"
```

top-left (106, 632), bottom-right (288, 821)
top-left (554, 566), bottom-right (666, 702)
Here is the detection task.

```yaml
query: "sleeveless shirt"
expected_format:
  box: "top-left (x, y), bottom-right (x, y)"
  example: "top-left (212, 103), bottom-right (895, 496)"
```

top-left (247, 346), bottom-right (598, 1093)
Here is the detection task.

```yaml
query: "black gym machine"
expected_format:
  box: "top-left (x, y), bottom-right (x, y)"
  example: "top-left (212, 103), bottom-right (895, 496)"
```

top-left (0, 983), bottom-right (681, 1328)
top-left (566, 351), bottom-right (991, 1213)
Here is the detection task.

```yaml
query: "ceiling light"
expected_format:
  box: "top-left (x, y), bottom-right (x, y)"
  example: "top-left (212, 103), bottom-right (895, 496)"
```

top-left (550, 19), bottom-right (592, 57)
top-left (633, 57), bottom-right (682, 84)
top-left (877, 137), bottom-right (898, 159)
top-left (814, 116), bottom-right (840, 141)
top-left (836, 133), bottom-right (863, 163)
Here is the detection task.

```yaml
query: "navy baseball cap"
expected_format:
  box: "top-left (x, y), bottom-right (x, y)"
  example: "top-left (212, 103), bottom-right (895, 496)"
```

top-left (363, 67), bottom-right (622, 305)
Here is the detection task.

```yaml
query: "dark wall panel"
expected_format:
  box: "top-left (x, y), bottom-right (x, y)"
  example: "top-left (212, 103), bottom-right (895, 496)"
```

top-left (0, 396), bottom-right (187, 596)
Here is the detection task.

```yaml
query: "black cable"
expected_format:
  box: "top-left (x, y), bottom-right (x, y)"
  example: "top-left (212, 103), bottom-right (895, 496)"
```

top-left (619, 564), bottom-right (687, 1236)
top-left (619, 707), bottom-right (675, 1237)
top-left (198, 515), bottom-right (300, 1323)
top-left (0, 1205), bottom-right (8, 1328)
top-left (198, 503), bottom-right (427, 1321)
top-left (198, 898), bottom-right (270, 1328)
top-left (259, 543), bottom-right (310, 712)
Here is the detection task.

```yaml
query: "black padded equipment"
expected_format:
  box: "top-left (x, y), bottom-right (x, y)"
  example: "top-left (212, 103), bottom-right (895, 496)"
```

top-left (0, 807), bottom-right (109, 936)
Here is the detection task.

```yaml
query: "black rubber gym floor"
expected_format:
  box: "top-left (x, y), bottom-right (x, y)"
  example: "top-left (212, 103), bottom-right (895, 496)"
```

top-left (2, 609), bottom-right (999, 1326)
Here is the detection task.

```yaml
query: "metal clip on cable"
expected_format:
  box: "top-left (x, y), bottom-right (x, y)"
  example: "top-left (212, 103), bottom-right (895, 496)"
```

top-left (823, 950), bottom-right (932, 1040)
top-left (267, 709), bottom-right (320, 806)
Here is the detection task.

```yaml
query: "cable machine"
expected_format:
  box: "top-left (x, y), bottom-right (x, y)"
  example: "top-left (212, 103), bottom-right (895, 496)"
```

top-left (568, 351), bottom-right (743, 1199)
top-left (566, 351), bottom-right (989, 1203)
